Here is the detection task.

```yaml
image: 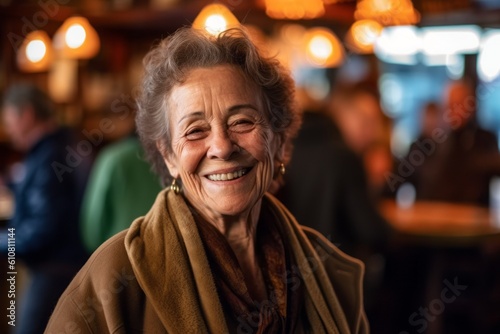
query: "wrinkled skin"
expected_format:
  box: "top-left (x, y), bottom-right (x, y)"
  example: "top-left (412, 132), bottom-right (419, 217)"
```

top-left (160, 65), bottom-right (284, 300)
top-left (161, 64), bottom-right (284, 236)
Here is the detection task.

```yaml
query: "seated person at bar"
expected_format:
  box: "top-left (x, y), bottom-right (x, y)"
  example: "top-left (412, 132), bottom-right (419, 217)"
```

top-left (0, 84), bottom-right (88, 334)
top-left (45, 27), bottom-right (368, 333)
top-left (402, 79), bottom-right (500, 206)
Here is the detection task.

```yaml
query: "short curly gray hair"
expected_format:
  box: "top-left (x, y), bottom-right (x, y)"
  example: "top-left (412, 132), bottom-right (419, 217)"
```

top-left (136, 27), bottom-right (300, 184)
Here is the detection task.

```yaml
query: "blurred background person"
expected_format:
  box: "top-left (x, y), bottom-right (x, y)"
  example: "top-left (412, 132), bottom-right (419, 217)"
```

top-left (0, 84), bottom-right (88, 334)
top-left (401, 101), bottom-right (447, 199)
top-left (401, 79), bottom-right (500, 206)
top-left (329, 83), bottom-right (388, 156)
top-left (386, 80), bottom-right (500, 333)
top-left (276, 86), bottom-right (391, 319)
top-left (80, 133), bottom-right (162, 252)
top-left (363, 141), bottom-right (394, 200)
top-left (421, 101), bottom-right (445, 138)
top-left (330, 83), bottom-right (392, 198)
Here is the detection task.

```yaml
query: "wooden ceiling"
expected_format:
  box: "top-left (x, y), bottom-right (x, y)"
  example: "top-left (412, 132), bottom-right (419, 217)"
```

top-left (0, 0), bottom-right (356, 35)
top-left (2, 0), bottom-right (499, 37)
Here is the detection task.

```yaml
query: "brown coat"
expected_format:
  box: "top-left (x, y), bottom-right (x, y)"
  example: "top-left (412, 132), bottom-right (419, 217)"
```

top-left (45, 190), bottom-right (368, 334)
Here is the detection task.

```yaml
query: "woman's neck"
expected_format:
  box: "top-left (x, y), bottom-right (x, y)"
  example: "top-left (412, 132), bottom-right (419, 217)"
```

top-left (186, 195), bottom-right (262, 242)
top-left (186, 195), bottom-right (267, 301)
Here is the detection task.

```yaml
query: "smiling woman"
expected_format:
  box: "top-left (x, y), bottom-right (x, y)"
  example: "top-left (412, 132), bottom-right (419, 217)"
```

top-left (165, 65), bottom-right (278, 220)
top-left (45, 27), bottom-right (368, 334)
top-left (136, 28), bottom-right (298, 188)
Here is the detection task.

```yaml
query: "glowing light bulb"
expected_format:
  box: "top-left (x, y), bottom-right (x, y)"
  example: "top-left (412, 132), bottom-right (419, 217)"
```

top-left (65, 24), bottom-right (86, 49)
top-left (373, 0), bottom-right (393, 12)
top-left (346, 19), bottom-right (383, 54)
top-left (352, 20), bottom-right (382, 47)
top-left (205, 14), bottom-right (227, 36)
top-left (355, 0), bottom-right (420, 25)
top-left (17, 30), bottom-right (53, 72)
top-left (192, 4), bottom-right (240, 37)
top-left (264, 0), bottom-right (324, 19)
top-left (53, 16), bottom-right (100, 59)
top-left (26, 40), bottom-right (46, 63)
top-left (309, 36), bottom-right (333, 61)
top-left (304, 28), bottom-right (344, 68)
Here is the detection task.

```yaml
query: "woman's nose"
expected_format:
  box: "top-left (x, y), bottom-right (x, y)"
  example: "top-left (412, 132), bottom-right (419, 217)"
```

top-left (206, 129), bottom-right (238, 160)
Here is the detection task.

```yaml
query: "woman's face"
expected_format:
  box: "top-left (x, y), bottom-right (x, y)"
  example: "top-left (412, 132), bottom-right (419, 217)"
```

top-left (162, 65), bottom-right (283, 218)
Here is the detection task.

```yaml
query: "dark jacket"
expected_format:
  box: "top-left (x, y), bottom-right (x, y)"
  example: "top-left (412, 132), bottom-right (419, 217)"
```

top-left (405, 124), bottom-right (500, 206)
top-left (0, 128), bottom-right (88, 268)
top-left (277, 112), bottom-right (389, 256)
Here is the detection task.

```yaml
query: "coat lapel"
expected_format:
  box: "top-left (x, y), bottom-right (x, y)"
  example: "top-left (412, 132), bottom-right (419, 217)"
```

top-left (125, 189), bottom-right (227, 333)
top-left (125, 189), bottom-right (366, 334)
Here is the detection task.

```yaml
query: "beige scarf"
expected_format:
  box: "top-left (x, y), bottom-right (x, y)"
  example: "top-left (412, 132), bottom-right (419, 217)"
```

top-left (125, 189), bottom-right (365, 333)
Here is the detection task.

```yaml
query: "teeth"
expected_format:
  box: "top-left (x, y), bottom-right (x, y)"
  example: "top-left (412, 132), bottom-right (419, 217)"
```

top-left (207, 169), bottom-right (247, 181)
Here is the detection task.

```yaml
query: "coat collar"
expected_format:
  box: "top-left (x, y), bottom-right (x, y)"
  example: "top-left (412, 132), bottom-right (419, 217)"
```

top-left (125, 189), bottom-right (365, 333)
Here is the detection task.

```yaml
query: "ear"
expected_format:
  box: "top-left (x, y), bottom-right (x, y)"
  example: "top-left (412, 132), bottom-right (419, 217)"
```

top-left (273, 134), bottom-right (286, 163)
top-left (156, 140), bottom-right (179, 179)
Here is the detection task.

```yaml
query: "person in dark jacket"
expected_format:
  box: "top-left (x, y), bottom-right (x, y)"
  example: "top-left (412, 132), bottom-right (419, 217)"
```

top-left (0, 84), bottom-right (88, 334)
top-left (276, 107), bottom-right (391, 319)
top-left (277, 106), bottom-right (390, 260)
top-left (403, 80), bottom-right (500, 206)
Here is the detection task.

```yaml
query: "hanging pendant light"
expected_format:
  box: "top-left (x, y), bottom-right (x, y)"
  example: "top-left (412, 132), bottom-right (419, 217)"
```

top-left (304, 27), bottom-right (345, 67)
top-left (264, 0), bottom-right (325, 20)
top-left (17, 30), bottom-right (53, 72)
top-left (323, 0), bottom-right (353, 3)
top-left (355, 0), bottom-right (420, 26)
top-left (192, 4), bottom-right (240, 37)
top-left (53, 16), bottom-right (100, 59)
top-left (345, 19), bottom-right (383, 54)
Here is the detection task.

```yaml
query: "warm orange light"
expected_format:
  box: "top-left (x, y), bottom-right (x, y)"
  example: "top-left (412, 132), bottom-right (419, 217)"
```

top-left (345, 19), bottom-right (383, 54)
top-left (243, 24), bottom-right (270, 55)
top-left (355, 0), bottom-right (420, 26)
top-left (265, 0), bottom-right (325, 20)
top-left (304, 28), bottom-right (344, 67)
top-left (323, 0), bottom-right (351, 3)
top-left (53, 16), bottom-right (100, 59)
top-left (192, 4), bottom-right (240, 37)
top-left (17, 30), bottom-right (53, 72)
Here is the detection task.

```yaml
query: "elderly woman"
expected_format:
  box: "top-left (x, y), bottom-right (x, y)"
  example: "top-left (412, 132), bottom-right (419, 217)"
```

top-left (46, 27), bottom-right (367, 333)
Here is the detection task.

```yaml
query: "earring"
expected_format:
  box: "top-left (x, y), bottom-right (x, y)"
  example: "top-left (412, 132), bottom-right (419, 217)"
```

top-left (170, 178), bottom-right (180, 194)
top-left (279, 163), bottom-right (286, 175)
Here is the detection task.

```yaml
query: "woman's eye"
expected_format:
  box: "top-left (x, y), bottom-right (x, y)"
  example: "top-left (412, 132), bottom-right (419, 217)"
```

top-left (185, 128), bottom-right (206, 140)
top-left (230, 119), bottom-right (254, 132)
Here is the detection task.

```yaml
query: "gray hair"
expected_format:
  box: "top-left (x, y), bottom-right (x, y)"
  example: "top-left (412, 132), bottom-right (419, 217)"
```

top-left (3, 83), bottom-right (54, 121)
top-left (136, 27), bottom-right (300, 184)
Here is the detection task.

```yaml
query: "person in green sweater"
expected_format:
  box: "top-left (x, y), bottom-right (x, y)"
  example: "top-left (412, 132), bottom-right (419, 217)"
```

top-left (80, 135), bottom-right (162, 252)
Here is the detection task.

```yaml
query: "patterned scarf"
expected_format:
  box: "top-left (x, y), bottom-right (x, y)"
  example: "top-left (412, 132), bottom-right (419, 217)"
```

top-left (196, 205), bottom-right (303, 334)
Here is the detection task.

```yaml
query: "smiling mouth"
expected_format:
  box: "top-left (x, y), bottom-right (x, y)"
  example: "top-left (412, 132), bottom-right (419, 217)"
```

top-left (206, 167), bottom-right (252, 181)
